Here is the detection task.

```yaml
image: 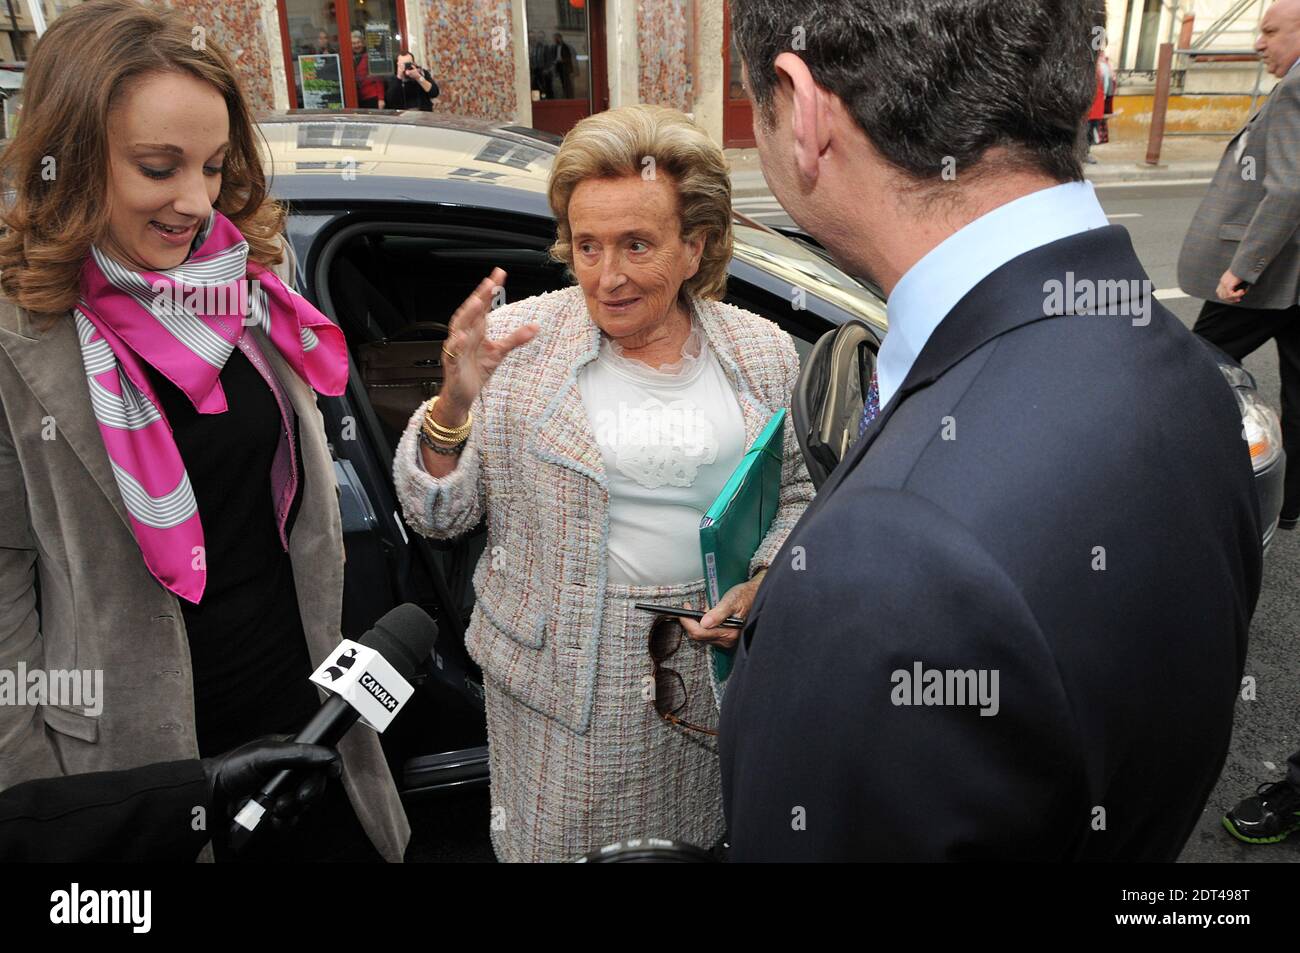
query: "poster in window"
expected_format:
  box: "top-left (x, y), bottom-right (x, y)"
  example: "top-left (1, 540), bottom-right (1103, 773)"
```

top-left (298, 54), bottom-right (343, 109)
top-left (365, 23), bottom-right (394, 76)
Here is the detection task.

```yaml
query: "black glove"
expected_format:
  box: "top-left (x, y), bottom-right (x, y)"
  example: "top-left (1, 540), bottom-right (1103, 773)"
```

top-left (200, 735), bottom-right (342, 833)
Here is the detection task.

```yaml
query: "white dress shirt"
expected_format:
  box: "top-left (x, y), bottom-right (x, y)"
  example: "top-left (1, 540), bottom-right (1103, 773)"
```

top-left (875, 181), bottom-right (1111, 408)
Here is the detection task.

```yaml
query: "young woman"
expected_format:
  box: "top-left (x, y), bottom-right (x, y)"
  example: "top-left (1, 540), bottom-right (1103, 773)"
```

top-left (0, 0), bottom-right (407, 861)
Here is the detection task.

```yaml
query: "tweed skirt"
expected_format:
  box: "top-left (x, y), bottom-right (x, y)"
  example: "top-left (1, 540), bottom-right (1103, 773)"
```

top-left (483, 575), bottom-right (726, 862)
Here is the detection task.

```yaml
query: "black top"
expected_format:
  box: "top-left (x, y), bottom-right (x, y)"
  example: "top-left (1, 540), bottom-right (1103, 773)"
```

top-left (0, 759), bottom-right (208, 861)
top-left (383, 69), bottom-right (438, 110)
top-left (145, 346), bottom-right (321, 758)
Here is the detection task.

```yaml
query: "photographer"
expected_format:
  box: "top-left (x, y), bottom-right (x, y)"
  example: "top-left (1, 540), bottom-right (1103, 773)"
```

top-left (383, 51), bottom-right (438, 111)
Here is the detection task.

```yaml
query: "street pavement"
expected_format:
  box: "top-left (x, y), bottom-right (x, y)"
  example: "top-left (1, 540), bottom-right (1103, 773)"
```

top-left (405, 176), bottom-right (1300, 863)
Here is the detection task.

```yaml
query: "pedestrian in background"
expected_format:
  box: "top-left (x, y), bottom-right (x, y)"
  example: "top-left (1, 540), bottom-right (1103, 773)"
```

top-left (1084, 54), bottom-right (1106, 162)
top-left (1100, 49), bottom-right (1115, 117)
top-left (553, 32), bottom-right (575, 99)
top-left (530, 29), bottom-right (555, 98)
top-left (1177, 0), bottom-right (1300, 534)
top-left (351, 29), bottom-right (383, 109)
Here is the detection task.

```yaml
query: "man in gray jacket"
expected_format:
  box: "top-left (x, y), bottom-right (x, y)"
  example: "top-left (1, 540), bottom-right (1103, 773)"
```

top-left (1178, 0), bottom-right (1300, 529)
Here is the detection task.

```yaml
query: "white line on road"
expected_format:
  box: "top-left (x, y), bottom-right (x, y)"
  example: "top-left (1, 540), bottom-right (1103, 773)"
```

top-left (1090, 177), bottom-right (1212, 189)
top-left (1106, 213), bottom-right (1143, 219)
top-left (1154, 288), bottom-right (1189, 301)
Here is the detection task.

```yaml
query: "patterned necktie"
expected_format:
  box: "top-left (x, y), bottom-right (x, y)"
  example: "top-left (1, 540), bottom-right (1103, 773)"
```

top-left (858, 370), bottom-right (881, 438)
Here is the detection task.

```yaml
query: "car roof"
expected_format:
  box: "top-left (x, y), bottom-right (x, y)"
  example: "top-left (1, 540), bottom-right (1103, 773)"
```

top-left (258, 110), bottom-right (558, 200)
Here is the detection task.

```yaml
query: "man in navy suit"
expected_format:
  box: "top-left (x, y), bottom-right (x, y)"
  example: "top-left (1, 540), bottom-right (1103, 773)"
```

top-left (718, 0), bottom-right (1263, 860)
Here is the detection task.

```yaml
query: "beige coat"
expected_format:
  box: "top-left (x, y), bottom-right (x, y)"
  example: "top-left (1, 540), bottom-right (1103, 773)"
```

top-left (394, 285), bottom-right (814, 733)
top-left (0, 241), bottom-right (409, 861)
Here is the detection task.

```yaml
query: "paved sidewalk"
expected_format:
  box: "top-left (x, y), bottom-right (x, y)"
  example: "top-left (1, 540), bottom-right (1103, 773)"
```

top-left (725, 134), bottom-right (1230, 197)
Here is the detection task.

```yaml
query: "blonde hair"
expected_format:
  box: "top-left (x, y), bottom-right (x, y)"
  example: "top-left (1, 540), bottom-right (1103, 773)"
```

top-left (0, 0), bottom-right (285, 319)
top-left (547, 104), bottom-right (733, 301)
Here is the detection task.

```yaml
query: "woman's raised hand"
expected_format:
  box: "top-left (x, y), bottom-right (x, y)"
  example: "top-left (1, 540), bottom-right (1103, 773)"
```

top-left (436, 268), bottom-right (540, 423)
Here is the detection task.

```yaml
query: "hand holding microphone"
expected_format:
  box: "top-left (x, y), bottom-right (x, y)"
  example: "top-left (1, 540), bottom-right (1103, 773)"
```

top-left (202, 736), bottom-right (341, 832)
top-left (228, 603), bottom-right (438, 851)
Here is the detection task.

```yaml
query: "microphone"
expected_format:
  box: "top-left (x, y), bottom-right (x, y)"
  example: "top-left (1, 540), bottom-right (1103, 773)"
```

top-left (228, 603), bottom-right (437, 850)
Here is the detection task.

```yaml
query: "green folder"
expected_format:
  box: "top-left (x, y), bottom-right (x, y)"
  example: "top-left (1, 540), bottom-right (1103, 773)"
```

top-left (700, 408), bottom-right (786, 684)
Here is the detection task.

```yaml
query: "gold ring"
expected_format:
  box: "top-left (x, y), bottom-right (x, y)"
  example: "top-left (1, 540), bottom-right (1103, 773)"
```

top-left (443, 346), bottom-right (458, 362)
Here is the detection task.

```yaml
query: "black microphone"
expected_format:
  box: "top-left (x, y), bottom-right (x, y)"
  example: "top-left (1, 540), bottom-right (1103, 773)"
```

top-left (228, 603), bottom-right (437, 850)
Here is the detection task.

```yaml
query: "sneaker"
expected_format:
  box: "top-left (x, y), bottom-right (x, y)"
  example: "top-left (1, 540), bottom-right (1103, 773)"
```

top-left (1222, 779), bottom-right (1300, 844)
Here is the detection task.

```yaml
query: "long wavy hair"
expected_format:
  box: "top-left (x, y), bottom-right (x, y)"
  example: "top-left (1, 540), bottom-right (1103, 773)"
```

top-left (0, 0), bottom-right (285, 321)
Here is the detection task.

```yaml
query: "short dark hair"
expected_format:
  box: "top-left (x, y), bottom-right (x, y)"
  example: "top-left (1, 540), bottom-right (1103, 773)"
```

top-left (731, 0), bottom-right (1105, 184)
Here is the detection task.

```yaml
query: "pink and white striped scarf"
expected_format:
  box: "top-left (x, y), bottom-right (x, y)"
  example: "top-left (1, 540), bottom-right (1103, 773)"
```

top-left (73, 210), bottom-right (348, 604)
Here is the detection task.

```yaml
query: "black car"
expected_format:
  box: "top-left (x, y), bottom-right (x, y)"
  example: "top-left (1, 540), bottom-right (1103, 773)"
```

top-left (257, 110), bottom-right (1284, 804)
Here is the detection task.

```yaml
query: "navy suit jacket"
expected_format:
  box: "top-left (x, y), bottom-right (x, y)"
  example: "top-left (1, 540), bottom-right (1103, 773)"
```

top-left (719, 225), bottom-right (1262, 861)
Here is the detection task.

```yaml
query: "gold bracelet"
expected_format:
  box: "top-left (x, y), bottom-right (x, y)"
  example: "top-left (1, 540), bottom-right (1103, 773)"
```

top-left (422, 417), bottom-right (471, 446)
top-left (423, 397), bottom-right (473, 443)
top-left (422, 413), bottom-right (472, 443)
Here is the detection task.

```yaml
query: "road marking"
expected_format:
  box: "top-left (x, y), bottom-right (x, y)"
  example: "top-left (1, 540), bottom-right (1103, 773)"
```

top-left (1090, 177), bottom-right (1212, 189)
top-left (1154, 288), bottom-right (1188, 301)
top-left (1106, 213), bottom-right (1143, 219)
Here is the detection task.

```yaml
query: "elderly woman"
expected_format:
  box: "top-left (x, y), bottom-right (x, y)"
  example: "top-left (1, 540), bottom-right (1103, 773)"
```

top-left (394, 104), bottom-right (814, 862)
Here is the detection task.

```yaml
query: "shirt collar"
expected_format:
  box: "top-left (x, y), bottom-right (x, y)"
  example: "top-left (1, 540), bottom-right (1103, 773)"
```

top-left (875, 180), bottom-right (1110, 407)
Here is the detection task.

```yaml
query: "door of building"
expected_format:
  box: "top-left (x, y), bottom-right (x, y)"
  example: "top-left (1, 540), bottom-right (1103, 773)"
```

top-left (526, 0), bottom-right (609, 137)
top-left (279, 0), bottom-right (410, 109)
top-left (723, 3), bottom-right (755, 148)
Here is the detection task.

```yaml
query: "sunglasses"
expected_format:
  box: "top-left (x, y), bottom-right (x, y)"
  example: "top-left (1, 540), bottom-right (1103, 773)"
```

top-left (647, 615), bottom-right (718, 736)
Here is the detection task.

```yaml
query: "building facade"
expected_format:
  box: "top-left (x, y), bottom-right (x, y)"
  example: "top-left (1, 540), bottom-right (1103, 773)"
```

top-left (0, 0), bottom-right (752, 148)
top-left (1105, 0), bottom-right (1280, 140)
top-left (0, 0), bottom-right (1284, 148)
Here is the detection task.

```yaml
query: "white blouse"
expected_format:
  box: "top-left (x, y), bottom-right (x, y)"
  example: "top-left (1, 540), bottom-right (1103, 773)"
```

top-left (578, 320), bottom-right (747, 587)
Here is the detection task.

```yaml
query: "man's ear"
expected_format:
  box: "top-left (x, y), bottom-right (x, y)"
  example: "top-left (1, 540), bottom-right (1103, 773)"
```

top-left (774, 51), bottom-right (831, 183)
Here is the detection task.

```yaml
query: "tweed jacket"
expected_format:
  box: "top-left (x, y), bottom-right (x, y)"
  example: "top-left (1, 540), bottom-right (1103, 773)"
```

top-left (1178, 63), bottom-right (1300, 310)
top-left (394, 285), bottom-right (814, 734)
top-left (0, 238), bottom-right (410, 862)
